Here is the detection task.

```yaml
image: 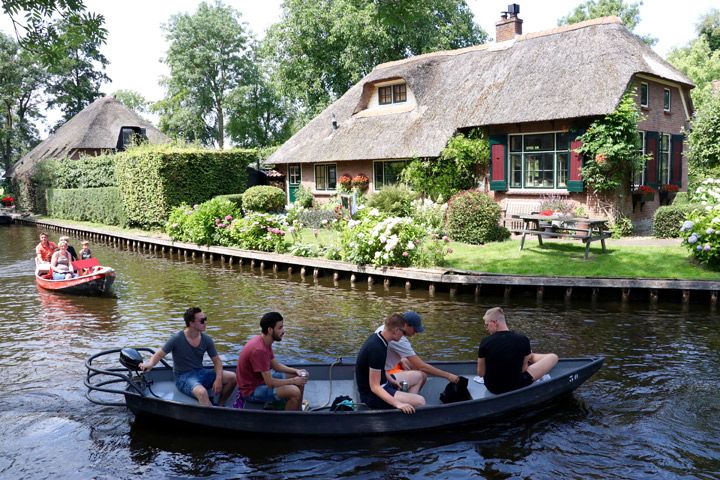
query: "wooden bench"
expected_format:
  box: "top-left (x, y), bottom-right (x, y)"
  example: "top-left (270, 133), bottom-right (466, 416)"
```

top-left (500, 200), bottom-right (541, 231)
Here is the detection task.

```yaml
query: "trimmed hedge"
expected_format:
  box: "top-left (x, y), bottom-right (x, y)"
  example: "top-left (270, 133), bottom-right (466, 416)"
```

top-left (653, 204), bottom-right (701, 238)
top-left (46, 187), bottom-right (127, 226)
top-left (41, 154), bottom-right (117, 188)
top-left (241, 185), bottom-right (286, 213)
top-left (115, 145), bottom-right (255, 228)
top-left (446, 190), bottom-right (510, 244)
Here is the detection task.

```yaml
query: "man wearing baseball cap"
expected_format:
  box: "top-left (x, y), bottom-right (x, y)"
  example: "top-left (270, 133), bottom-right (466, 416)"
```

top-left (374, 310), bottom-right (459, 392)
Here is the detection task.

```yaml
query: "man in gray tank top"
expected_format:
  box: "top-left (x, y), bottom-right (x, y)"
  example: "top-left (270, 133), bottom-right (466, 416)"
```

top-left (140, 307), bottom-right (236, 406)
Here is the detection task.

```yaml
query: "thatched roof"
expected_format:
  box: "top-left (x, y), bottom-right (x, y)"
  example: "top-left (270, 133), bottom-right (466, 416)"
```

top-left (269, 17), bottom-right (693, 165)
top-left (10, 96), bottom-right (169, 177)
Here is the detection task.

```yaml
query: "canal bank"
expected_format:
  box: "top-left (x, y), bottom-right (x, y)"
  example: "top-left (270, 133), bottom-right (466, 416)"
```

top-left (16, 216), bottom-right (720, 306)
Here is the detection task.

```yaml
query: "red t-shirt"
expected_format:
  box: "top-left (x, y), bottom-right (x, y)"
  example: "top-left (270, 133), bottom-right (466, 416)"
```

top-left (236, 335), bottom-right (274, 397)
top-left (36, 241), bottom-right (57, 262)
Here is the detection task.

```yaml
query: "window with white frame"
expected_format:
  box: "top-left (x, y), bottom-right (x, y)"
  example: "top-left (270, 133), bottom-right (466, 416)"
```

top-left (663, 88), bottom-right (671, 112)
top-left (378, 83), bottom-right (407, 105)
top-left (509, 132), bottom-right (572, 189)
top-left (633, 131), bottom-right (646, 187)
top-left (640, 82), bottom-right (649, 108)
top-left (373, 160), bottom-right (408, 190)
top-left (314, 164), bottom-right (337, 191)
top-left (659, 134), bottom-right (671, 184)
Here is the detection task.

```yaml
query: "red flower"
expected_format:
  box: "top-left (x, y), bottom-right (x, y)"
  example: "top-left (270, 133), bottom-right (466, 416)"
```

top-left (0, 196), bottom-right (14, 206)
top-left (339, 174), bottom-right (352, 187)
top-left (660, 184), bottom-right (679, 193)
top-left (539, 209), bottom-right (555, 216)
top-left (351, 173), bottom-right (369, 188)
top-left (636, 185), bottom-right (655, 194)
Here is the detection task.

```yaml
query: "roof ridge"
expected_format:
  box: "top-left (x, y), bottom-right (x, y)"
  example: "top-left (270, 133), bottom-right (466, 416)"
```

top-left (373, 16), bottom-right (623, 72)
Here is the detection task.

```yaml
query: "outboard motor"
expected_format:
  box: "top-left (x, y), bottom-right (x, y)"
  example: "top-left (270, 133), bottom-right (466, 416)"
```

top-left (119, 348), bottom-right (143, 372)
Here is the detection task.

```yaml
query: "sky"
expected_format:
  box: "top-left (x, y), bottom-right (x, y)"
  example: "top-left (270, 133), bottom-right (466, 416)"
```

top-left (0, 0), bottom-right (717, 131)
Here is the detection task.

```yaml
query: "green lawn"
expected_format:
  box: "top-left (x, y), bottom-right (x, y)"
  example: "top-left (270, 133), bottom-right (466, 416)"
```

top-left (36, 216), bottom-right (717, 280)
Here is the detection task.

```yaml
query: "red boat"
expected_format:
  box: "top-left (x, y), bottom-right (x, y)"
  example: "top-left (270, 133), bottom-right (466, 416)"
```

top-left (35, 258), bottom-right (116, 295)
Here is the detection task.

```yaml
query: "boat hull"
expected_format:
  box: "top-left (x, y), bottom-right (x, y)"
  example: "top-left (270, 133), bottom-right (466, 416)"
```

top-left (35, 268), bottom-right (115, 295)
top-left (121, 358), bottom-right (603, 436)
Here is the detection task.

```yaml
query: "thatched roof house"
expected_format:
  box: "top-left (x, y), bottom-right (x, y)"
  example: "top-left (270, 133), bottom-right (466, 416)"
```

top-left (267, 13), bottom-right (693, 226)
top-left (9, 96), bottom-right (168, 178)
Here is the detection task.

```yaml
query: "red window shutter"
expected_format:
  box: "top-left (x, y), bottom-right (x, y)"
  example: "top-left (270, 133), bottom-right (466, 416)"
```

top-left (671, 134), bottom-right (683, 187)
top-left (489, 135), bottom-right (507, 191)
top-left (567, 139), bottom-right (584, 192)
top-left (645, 132), bottom-right (659, 187)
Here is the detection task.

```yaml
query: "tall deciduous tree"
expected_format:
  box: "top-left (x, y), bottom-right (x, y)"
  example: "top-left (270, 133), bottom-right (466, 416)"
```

top-left (697, 8), bottom-right (720, 52)
top-left (46, 16), bottom-right (110, 126)
top-left (112, 89), bottom-right (149, 116)
top-left (262, 0), bottom-right (487, 124)
top-left (687, 93), bottom-right (720, 174)
top-left (558, 0), bottom-right (656, 45)
top-left (0, 32), bottom-right (46, 175)
top-left (156, 2), bottom-right (252, 149)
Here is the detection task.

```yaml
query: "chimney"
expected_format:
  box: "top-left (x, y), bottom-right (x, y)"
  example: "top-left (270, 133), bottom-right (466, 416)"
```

top-left (496, 3), bottom-right (523, 42)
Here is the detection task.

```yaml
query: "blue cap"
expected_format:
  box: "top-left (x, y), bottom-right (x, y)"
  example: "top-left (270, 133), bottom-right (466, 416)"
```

top-left (403, 311), bottom-right (424, 333)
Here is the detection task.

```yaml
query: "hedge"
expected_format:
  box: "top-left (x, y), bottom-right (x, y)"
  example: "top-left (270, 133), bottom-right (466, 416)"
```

top-left (46, 187), bottom-right (127, 226)
top-left (214, 193), bottom-right (243, 211)
top-left (241, 185), bottom-right (286, 213)
top-left (115, 145), bottom-right (255, 228)
top-left (446, 190), bottom-right (510, 244)
top-left (40, 154), bottom-right (117, 189)
top-left (653, 204), bottom-right (702, 238)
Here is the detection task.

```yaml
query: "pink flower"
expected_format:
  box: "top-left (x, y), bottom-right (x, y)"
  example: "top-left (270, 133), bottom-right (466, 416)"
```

top-left (402, 251), bottom-right (409, 257)
top-left (442, 235), bottom-right (449, 243)
top-left (225, 215), bottom-right (233, 221)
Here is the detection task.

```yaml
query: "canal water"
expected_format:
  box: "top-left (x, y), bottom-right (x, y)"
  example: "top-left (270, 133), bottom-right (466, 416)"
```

top-left (0, 224), bottom-right (718, 479)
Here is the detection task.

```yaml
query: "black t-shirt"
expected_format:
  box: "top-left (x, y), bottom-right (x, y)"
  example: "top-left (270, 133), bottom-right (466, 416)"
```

top-left (67, 245), bottom-right (78, 261)
top-left (355, 332), bottom-right (389, 396)
top-left (478, 331), bottom-right (532, 394)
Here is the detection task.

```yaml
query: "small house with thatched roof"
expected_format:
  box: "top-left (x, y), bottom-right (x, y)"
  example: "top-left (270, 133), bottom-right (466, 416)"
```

top-left (267, 9), bottom-right (693, 228)
top-left (9, 96), bottom-right (169, 179)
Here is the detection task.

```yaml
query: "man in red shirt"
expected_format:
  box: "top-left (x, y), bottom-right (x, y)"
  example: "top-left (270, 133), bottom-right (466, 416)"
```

top-left (235, 312), bottom-right (308, 410)
top-left (35, 232), bottom-right (57, 263)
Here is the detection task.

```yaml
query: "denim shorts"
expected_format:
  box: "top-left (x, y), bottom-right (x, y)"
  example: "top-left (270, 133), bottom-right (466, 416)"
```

top-left (247, 371), bottom-right (284, 403)
top-left (175, 368), bottom-right (216, 398)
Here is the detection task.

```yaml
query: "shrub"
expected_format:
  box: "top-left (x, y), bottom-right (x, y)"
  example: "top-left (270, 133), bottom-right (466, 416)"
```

top-left (242, 185), bottom-right (286, 213)
top-left (610, 215), bottom-right (633, 239)
top-left (672, 192), bottom-right (690, 205)
top-left (294, 185), bottom-right (314, 208)
top-left (214, 193), bottom-right (243, 211)
top-left (680, 205), bottom-right (720, 269)
top-left (227, 213), bottom-right (289, 253)
top-left (46, 187), bottom-right (127, 226)
top-left (296, 208), bottom-right (340, 228)
top-left (340, 208), bottom-right (446, 267)
top-left (366, 184), bottom-right (417, 217)
top-left (446, 190), bottom-right (510, 244)
top-left (410, 198), bottom-right (447, 235)
top-left (165, 198), bottom-right (241, 246)
top-left (691, 178), bottom-right (720, 205)
top-left (653, 204), bottom-right (701, 238)
top-left (115, 144), bottom-right (253, 229)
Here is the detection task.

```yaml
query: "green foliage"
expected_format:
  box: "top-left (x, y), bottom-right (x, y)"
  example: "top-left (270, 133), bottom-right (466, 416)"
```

top-left (41, 154), bottom-right (116, 188)
top-left (539, 195), bottom-right (575, 214)
top-left (165, 198), bottom-right (240, 246)
top-left (294, 185), bottom-right (314, 208)
top-left (578, 91), bottom-right (645, 193)
top-left (46, 187), bottom-right (127, 226)
top-left (227, 212), bottom-right (289, 252)
top-left (213, 193), bottom-right (243, 211)
top-left (402, 131), bottom-right (487, 199)
top-left (687, 93), bottom-right (720, 172)
top-left (653, 204), bottom-right (700, 238)
top-left (365, 184), bottom-right (417, 217)
top-left (410, 198), bottom-right (447, 235)
top-left (340, 208), bottom-right (446, 267)
top-left (262, 0), bottom-right (487, 122)
top-left (114, 144), bottom-right (253, 229)
top-left (680, 204), bottom-right (720, 269)
top-left (557, 0), bottom-right (656, 45)
top-left (672, 191), bottom-right (690, 205)
top-left (241, 185), bottom-right (286, 213)
top-left (446, 190), bottom-right (510, 244)
top-left (698, 8), bottom-right (720, 52)
top-left (295, 208), bottom-right (340, 229)
top-left (667, 37), bottom-right (720, 111)
top-left (610, 215), bottom-right (634, 239)
top-left (112, 89), bottom-right (149, 116)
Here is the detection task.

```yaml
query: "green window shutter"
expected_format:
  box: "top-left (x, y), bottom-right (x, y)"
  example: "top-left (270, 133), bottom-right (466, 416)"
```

top-left (670, 134), bottom-right (683, 187)
top-left (489, 134), bottom-right (507, 191)
top-left (645, 131), bottom-right (659, 188)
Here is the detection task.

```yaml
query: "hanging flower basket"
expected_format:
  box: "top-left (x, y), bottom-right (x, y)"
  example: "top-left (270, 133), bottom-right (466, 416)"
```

top-left (0, 196), bottom-right (15, 208)
top-left (632, 185), bottom-right (655, 202)
top-left (351, 173), bottom-right (369, 191)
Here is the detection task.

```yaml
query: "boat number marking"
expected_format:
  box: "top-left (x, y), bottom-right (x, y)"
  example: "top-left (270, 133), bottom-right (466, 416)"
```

top-left (569, 374), bottom-right (579, 383)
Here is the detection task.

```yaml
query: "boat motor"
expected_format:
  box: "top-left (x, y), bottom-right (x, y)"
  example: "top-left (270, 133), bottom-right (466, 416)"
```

top-left (119, 348), bottom-right (143, 372)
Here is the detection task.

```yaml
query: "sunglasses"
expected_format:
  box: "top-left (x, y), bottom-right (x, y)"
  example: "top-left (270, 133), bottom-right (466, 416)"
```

top-left (198, 317), bottom-right (207, 324)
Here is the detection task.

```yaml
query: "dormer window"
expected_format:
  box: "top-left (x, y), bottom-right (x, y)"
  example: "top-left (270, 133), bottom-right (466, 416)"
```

top-left (378, 83), bottom-right (407, 105)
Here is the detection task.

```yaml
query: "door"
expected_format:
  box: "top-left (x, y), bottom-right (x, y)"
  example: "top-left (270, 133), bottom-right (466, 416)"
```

top-left (288, 164), bottom-right (301, 203)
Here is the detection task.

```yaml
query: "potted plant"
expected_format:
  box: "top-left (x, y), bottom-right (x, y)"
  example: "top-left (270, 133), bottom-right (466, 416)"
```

top-left (351, 173), bottom-right (369, 192)
top-left (633, 185), bottom-right (656, 202)
top-left (0, 196), bottom-right (14, 208)
top-left (338, 174), bottom-right (352, 192)
top-left (659, 184), bottom-right (679, 205)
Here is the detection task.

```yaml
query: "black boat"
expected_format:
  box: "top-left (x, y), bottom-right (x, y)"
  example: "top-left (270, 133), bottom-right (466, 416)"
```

top-left (85, 348), bottom-right (603, 436)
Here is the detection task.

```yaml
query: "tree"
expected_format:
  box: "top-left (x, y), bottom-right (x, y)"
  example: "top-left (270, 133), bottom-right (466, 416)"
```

top-left (667, 33), bottom-right (720, 111)
top-left (1, 0), bottom-right (107, 66)
top-left (263, 0), bottom-right (487, 124)
top-left (156, 2), bottom-right (253, 149)
top-left (558, 0), bottom-right (656, 45)
top-left (687, 92), bottom-right (720, 174)
top-left (697, 8), bottom-right (720, 52)
top-left (112, 89), bottom-right (149, 116)
top-left (0, 32), bottom-right (46, 175)
top-left (46, 16), bottom-right (110, 126)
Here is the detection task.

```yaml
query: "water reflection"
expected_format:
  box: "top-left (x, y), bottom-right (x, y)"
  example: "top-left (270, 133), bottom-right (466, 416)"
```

top-left (1, 225), bottom-right (719, 478)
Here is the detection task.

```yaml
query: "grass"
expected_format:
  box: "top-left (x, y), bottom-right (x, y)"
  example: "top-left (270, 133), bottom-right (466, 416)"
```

top-left (35, 216), bottom-right (717, 280)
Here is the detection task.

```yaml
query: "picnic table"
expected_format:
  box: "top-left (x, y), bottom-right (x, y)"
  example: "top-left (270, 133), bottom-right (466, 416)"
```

top-left (513, 214), bottom-right (611, 260)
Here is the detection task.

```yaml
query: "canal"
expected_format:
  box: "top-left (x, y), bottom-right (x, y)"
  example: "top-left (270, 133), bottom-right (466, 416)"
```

top-left (0, 224), bottom-right (718, 479)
